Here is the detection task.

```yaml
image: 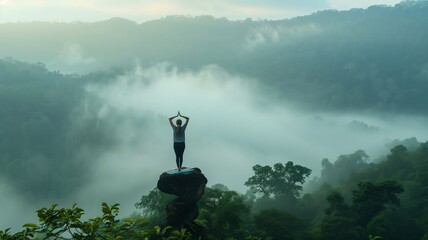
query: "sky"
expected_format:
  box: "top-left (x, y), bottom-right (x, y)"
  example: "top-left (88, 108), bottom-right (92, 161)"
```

top-left (0, 0), bottom-right (403, 23)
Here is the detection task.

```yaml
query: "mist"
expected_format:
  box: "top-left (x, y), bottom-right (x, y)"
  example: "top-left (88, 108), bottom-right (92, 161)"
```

top-left (4, 62), bottom-right (425, 226)
top-left (1, 59), bottom-right (428, 228)
top-left (47, 43), bottom-right (104, 74)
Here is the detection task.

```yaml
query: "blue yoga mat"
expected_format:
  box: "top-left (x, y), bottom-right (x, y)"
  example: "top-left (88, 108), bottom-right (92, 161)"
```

top-left (165, 167), bottom-right (194, 175)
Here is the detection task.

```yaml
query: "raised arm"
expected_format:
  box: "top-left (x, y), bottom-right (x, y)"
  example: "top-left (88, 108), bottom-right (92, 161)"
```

top-left (169, 113), bottom-right (179, 126)
top-left (178, 111), bottom-right (189, 125)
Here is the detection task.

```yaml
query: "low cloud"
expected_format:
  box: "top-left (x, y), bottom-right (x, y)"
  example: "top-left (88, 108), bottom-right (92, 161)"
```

top-left (75, 63), bottom-right (428, 199)
top-left (0, 178), bottom-right (38, 231)
top-left (2, 63), bottom-right (428, 229)
top-left (244, 23), bottom-right (321, 49)
top-left (47, 43), bottom-right (103, 74)
top-left (328, 0), bottom-right (401, 10)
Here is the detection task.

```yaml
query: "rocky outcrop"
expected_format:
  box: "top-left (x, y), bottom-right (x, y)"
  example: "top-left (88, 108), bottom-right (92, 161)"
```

top-left (157, 167), bottom-right (207, 203)
top-left (165, 198), bottom-right (198, 227)
top-left (157, 167), bottom-right (208, 232)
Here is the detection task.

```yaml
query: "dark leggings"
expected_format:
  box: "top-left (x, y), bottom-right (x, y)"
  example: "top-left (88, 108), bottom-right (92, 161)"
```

top-left (173, 142), bottom-right (186, 169)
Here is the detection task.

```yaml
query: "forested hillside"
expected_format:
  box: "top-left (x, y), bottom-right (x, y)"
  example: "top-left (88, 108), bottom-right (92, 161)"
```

top-left (0, 59), bottom-right (124, 200)
top-left (3, 141), bottom-right (428, 239)
top-left (0, 59), bottom-right (84, 199)
top-left (1, 2), bottom-right (428, 112)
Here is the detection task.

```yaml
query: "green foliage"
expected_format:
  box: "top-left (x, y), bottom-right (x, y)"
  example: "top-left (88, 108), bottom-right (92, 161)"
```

top-left (313, 180), bottom-right (404, 240)
top-left (136, 186), bottom-right (250, 239)
top-left (244, 165), bottom-right (274, 197)
top-left (135, 188), bottom-right (175, 226)
top-left (368, 235), bottom-right (383, 240)
top-left (199, 187), bottom-right (250, 239)
top-left (4, 140), bottom-right (428, 240)
top-left (324, 191), bottom-right (349, 216)
top-left (366, 214), bottom-right (389, 239)
top-left (381, 145), bottom-right (412, 178)
top-left (245, 161), bottom-right (311, 198)
top-left (253, 209), bottom-right (305, 240)
top-left (0, 59), bottom-right (119, 200)
top-left (315, 215), bottom-right (365, 240)
top-left (0, 203), bottom-right (193, 240)
top-left (352, 180), bottom-right (403, 226)
top-left (321, 150), bottom-right (369, 185)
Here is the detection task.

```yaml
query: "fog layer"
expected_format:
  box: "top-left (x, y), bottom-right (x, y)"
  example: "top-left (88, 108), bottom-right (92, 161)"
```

top-left (1, 59), bottom-right (428, 229)
top-left (53, 64), bottom-right (428, 223)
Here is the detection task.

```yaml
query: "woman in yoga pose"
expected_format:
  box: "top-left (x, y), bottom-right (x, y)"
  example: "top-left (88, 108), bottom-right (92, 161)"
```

top-left (169, 111), bottom-right (189, 170)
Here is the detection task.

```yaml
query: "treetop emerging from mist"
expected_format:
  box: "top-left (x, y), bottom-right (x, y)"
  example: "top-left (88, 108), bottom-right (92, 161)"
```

top-left (245, 161), bottom-right (311, 198)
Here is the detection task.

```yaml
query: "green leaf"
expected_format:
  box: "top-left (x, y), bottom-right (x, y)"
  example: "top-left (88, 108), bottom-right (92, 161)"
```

top-left (22, 223), bottom-right (38, 228)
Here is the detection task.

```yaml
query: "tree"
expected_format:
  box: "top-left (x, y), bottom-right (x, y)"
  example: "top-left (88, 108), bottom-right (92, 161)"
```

top-left (320, 150), bottom-right (369, 185)
top-left (325, 191), bottom-right (349, 216)
top-left (311, 191), bottom-right (364, 240)
top-left (245, 161), bottom-right (311, 198)
top-left (383, 145), bottom-right (410, 178)
top-left (314, 180), bottom-right (404, 240)
top-left (315, 215), bottom-right (365, 240)
top-left (253, 209), bottom-right (305, 240)
top-left (135, 188), bottom-right (175, 226)
top-left (321, 158), bottom-right (333, 179)
top-left (137, 186), bottom-right (250, 239)
top-left (198, 187), bottom-right (250, 239)
top-left (244, 165), bottom-right (275, 197)
top-left (352, 180), bottom-right (403, 226)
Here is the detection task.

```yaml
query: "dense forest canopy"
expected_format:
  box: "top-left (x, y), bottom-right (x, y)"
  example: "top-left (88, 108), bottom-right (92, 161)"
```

top-left (2, 142), bottom-right (428, 239)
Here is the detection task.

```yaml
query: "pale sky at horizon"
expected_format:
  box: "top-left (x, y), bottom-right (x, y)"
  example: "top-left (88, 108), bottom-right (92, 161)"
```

top-left (0, 0), bottom-right (404, 23)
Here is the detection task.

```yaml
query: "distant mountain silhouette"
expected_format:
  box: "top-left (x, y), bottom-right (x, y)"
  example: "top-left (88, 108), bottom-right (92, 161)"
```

top-left (2, 1), bottom-right (428, 113)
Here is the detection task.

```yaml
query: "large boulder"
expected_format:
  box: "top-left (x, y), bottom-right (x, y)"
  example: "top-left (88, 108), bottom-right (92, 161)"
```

top-left (157, 167), bottom-right (208, 203)
top-left (157, 167), bottom-right (208, 236)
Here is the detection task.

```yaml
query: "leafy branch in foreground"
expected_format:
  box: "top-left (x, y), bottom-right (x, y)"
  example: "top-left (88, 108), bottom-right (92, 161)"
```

top-left (0, 203), bottom-right (191, 240)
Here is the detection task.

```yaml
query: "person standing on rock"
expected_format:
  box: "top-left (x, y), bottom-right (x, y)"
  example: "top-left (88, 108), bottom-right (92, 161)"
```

top-left (169, 111), bottom-right (189, 170)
